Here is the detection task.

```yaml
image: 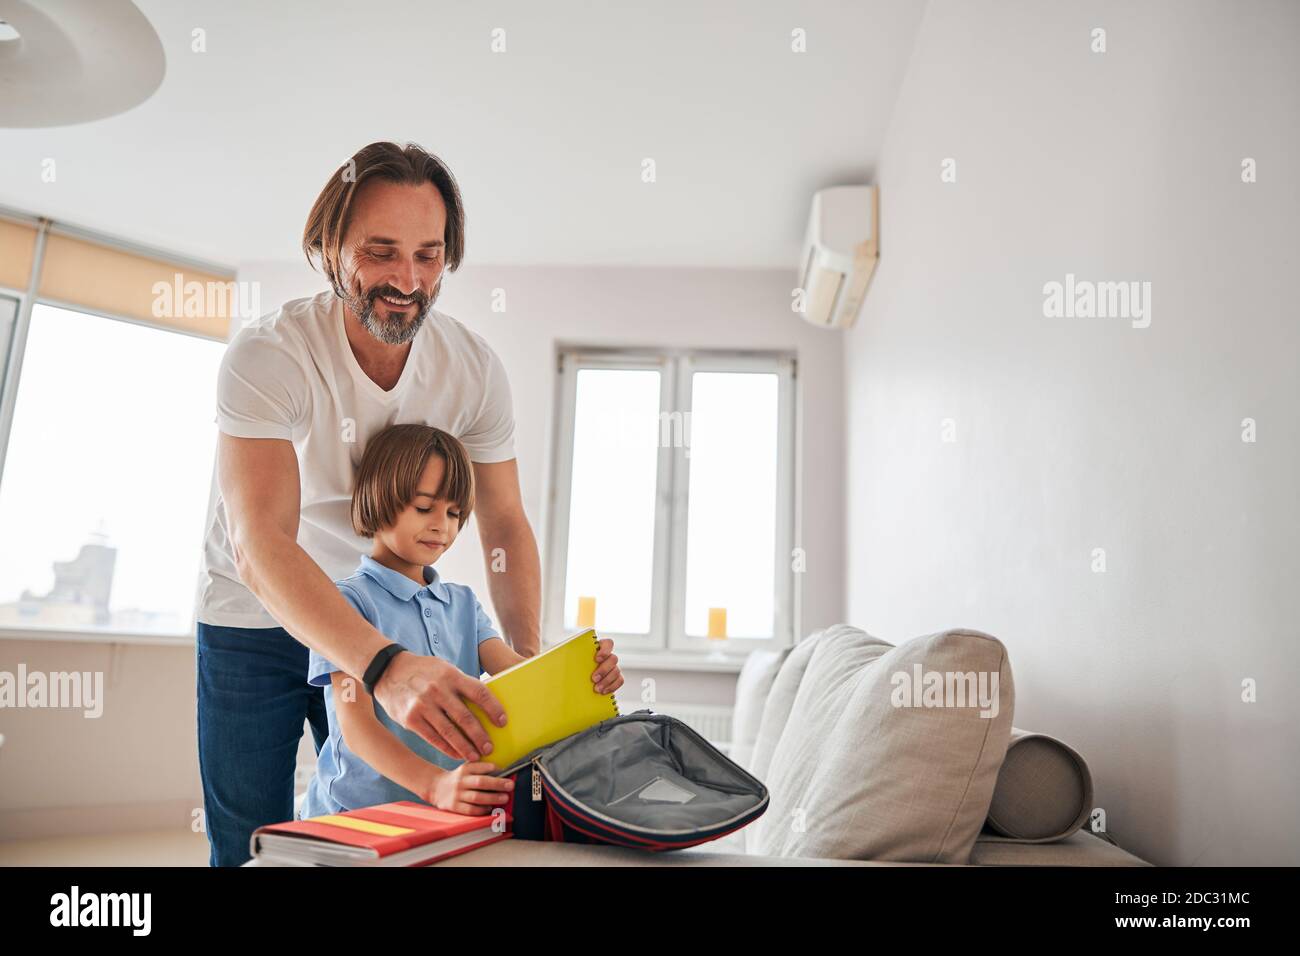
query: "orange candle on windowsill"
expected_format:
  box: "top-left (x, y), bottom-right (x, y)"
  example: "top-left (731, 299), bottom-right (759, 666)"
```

top-left (577, 595), bottom-right (597, 629)
top-left (707, 607), bottom-right (727, 640)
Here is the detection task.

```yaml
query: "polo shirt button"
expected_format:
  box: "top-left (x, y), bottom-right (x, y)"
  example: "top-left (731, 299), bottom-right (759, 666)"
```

top-left (423, 608), bottom-right (432, 618)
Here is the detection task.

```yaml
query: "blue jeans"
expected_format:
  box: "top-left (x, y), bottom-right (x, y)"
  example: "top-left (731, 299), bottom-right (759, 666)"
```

top-left (196, 622), bottom-right (329, 866)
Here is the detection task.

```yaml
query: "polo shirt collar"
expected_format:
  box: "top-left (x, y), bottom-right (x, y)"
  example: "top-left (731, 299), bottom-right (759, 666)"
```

top-left (359, 554), bottom-right (451, 605)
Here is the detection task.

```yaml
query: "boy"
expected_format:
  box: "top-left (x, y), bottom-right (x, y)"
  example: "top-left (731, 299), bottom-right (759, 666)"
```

top-left (302, 424), bottom-right (623, 817)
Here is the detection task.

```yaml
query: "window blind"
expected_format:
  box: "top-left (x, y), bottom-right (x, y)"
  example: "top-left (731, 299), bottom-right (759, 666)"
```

top-left (37, 231), bottom-right (236, 340)
top-left (0, 217), bottom-right (38, 292)
top-left (0, 209), bottom-right (236, 340)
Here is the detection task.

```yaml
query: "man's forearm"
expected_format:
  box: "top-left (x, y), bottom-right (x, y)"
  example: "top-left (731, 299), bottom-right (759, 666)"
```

top-left (233, 525), bottom-right (389, 677)
top-left (481, 517), bottom-right (541, 657)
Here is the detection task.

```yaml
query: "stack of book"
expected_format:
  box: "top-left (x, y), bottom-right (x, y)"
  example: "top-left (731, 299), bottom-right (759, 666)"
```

top-left (251, 801), bottom-right (509, 867)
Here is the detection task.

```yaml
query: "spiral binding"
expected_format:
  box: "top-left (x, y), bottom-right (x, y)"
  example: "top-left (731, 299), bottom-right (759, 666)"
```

top-left (590, 629), bottom-right (620, 717)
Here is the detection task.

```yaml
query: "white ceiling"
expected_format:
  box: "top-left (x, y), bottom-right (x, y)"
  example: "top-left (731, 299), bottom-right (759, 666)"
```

top-left (0, 0), bottom-right (924, 269)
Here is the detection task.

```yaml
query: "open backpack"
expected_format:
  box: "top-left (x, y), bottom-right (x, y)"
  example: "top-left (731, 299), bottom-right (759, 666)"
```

top-left (498, 709), bottom-right (769, 851)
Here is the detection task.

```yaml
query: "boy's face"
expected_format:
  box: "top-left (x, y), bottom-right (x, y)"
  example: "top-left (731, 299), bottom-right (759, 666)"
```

top-left (376, 453), bottom-right (462, 567)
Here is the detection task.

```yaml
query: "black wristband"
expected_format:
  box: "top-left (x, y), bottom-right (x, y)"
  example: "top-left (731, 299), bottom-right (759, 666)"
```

top-left (362, 643), bottom-right (405, 698)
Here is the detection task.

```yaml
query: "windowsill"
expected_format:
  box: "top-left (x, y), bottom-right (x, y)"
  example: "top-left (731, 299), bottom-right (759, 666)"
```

top-left (0, 627), bottom-right (194, 647)
top-left (614, 652), bottom-right (747, 674)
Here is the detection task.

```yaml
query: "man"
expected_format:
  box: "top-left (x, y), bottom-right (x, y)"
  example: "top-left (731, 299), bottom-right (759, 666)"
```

top-left (195, 141), bottom-right (551, 866)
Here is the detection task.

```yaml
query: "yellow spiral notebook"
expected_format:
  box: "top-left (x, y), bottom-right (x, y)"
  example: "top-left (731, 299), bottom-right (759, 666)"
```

top-left (466, 628), bottom-right (619, 773)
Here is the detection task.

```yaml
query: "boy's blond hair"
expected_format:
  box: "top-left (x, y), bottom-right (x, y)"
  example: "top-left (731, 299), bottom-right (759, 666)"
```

top-left (351, 424), bottom-right (475, 537)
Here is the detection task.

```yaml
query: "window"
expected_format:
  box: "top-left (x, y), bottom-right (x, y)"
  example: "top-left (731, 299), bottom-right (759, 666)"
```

top-left (546, 350), bottom-right (797, 660)
top-left (0, 213), bottom-right (236, 640)
top-left (0, 303), bottom-right (224, 636)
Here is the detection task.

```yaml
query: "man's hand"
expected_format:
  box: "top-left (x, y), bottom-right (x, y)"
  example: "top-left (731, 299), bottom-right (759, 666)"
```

top-left (427, 761), bottom-right (515, 816)
top-left (373, 653), bottom-right (508, 762)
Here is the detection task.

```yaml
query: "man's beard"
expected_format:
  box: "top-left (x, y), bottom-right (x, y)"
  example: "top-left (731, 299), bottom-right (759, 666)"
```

top-left (341, 280), bottom-right (438, 346)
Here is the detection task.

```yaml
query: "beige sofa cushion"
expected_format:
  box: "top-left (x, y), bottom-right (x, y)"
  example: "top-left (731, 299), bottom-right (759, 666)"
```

top-left (746, 624), bottom-right (1014, 863)
top-left (728, 646), bottom-right (792, 770)
top-left (985, 729), bottom-right (1093, 842)
top-left (747, 624), bottom-right (841, 786)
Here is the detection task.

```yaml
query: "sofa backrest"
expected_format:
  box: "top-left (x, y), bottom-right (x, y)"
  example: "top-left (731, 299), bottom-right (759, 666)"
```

top-left (740, 624), bottom-right (1015, 863)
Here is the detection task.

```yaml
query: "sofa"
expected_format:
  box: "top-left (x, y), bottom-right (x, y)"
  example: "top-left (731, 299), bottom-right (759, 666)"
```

top-left (721, 623), bottom-right (1148, 865)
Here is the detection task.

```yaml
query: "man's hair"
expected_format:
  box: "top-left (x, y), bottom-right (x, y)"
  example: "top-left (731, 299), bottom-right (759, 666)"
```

top-left (351, 424), bottom-right (475, 538)
top-left (303, 141), bottom-right (466, 295)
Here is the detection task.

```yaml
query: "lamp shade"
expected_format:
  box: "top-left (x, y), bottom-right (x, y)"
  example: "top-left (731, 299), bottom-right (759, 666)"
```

top-left (0, 0), bottom-right (164, 128)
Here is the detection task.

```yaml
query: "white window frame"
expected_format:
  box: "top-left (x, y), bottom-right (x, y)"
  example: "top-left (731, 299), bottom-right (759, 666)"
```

top-left (544, 347), bottom-right (798, 667)
top-left (0, 295), bottom-right (18, 418)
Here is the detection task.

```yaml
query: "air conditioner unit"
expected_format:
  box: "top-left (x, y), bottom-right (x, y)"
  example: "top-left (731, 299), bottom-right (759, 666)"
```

top-left (797, 185), bottom-right (879, 329)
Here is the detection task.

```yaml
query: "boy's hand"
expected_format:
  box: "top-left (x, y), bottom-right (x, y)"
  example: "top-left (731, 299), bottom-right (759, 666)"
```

top-left (427, 761), bottom-right (514, 816)
top-left (592, 638), bottom-right (623, 695)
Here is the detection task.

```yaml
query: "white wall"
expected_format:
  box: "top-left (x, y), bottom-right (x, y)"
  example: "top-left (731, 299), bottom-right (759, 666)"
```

top-left (845, 0), bottom-right (1299, 865)
top-left (0, 638), bottom-right (201, 840)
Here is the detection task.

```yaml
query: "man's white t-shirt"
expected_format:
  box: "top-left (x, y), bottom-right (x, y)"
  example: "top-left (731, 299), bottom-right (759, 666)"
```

top-left (196, 289), bottom-right (516, 629)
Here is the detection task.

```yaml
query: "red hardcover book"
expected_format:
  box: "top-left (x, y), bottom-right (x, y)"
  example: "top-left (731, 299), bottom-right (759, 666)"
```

top-left (250, 801), bottom-right (511, 866)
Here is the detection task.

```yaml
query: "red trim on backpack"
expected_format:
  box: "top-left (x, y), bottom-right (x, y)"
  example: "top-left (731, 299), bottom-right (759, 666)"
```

top-left (540, 777), bottom-right (663, 845)
top-left (555, 811), bottom-right (759, 851)
top-left (539, 775), bottom-right (759, 850)
top-left (545, 800), bottom-right (566, 842)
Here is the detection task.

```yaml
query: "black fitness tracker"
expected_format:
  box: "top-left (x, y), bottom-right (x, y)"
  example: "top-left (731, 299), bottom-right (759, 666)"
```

top-left (362, 643), bottom-right (405, 697)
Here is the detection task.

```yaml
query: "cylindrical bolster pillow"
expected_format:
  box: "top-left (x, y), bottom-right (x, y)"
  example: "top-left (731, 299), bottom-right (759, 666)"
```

top-left (985, 729), bottom-right (1093, 842)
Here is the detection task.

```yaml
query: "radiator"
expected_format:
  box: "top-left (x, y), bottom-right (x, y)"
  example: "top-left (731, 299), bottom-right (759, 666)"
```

top-left (622, 700), bottom-right (735, 754)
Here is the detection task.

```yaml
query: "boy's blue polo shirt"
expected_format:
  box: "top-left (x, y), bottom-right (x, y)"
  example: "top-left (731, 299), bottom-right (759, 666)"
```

top-left (301, 554), bottom-right (501, 817)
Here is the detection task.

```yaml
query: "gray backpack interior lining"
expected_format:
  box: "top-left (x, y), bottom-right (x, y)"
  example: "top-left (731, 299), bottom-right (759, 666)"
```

top-left (542, 715), bottom-right (766, 834)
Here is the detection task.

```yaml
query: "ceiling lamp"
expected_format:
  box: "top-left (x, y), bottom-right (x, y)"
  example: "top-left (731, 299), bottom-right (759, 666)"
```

top-left (0, 0), bottom-right (165, 128)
